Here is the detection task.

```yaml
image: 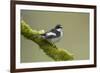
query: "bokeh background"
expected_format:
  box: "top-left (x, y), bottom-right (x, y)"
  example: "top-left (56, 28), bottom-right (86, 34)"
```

top-left (21, 10), bottom-right (89, 63)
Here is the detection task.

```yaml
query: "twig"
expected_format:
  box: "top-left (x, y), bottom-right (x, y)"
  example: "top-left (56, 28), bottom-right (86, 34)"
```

top-left (21, 20), bottom-right (74, 61)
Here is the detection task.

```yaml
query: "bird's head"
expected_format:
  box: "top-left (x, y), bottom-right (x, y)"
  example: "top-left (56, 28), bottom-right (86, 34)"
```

top-left (55, 24), bottom-right (63, 29)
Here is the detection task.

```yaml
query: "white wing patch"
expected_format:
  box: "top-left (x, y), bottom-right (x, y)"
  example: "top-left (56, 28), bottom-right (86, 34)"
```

top-left (46, 32), bottom-right (56, 36)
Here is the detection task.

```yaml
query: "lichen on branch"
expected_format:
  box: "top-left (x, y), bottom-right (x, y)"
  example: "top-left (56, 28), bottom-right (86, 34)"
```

top-left (21, 20), bottom-right (74, 61)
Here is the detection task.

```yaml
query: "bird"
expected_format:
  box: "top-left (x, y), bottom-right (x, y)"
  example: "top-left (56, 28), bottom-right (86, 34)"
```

top-left (41, 24), bottom-right (63, 43)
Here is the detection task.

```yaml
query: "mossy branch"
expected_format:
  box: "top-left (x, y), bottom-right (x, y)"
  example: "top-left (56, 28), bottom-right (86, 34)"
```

top-left (21, 20), bottom-right (74, 61)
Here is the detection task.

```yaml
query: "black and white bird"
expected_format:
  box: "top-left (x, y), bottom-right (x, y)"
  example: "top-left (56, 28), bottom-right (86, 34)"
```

top-left (41, 24), bottom-right (63, 43)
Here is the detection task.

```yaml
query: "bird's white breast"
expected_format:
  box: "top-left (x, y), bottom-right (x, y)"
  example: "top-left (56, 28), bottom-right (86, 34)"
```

top-left (56, 28), bottom-right (62, 32)
top-left (57, 28), bottom-right (63, 37)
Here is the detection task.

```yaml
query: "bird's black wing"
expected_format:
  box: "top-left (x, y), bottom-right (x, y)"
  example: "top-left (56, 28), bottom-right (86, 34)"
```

top-left (41, 28), bottom-right (57, 39)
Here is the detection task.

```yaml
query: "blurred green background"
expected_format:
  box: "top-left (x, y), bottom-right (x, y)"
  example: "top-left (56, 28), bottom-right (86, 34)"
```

top-left (21, 10), bottom-right (89, 63)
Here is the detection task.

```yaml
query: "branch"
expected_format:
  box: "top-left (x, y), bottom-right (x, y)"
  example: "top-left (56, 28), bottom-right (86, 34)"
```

top-left (21, 20), bottom-right (74, 61)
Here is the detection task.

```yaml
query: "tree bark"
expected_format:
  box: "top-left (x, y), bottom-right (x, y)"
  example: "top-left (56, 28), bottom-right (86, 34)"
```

top-left (21, 20), bottom-right (74, 61)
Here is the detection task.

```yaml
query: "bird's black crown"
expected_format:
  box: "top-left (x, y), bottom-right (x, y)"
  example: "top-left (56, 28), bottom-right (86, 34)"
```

top-left (55, 24), bottom-right (62, 29)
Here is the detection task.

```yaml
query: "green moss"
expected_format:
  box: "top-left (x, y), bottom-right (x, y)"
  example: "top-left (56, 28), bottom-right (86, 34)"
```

top-left (21, 20), bottom-right (74, 61)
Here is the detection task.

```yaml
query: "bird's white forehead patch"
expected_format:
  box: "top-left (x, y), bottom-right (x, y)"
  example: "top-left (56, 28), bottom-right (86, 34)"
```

top-left (46, 32), bottom-right (56, 36)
